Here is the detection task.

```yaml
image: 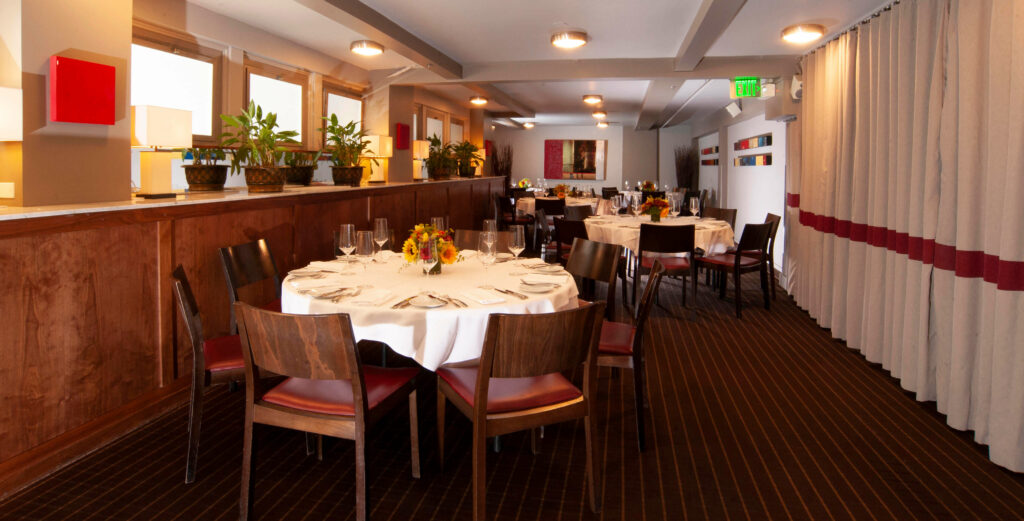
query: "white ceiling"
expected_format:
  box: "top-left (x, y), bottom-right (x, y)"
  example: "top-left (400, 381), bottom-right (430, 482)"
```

top-left (361, 0), bottom-right (702, 63)
top-left (496, 80), bottom-right (649, 126)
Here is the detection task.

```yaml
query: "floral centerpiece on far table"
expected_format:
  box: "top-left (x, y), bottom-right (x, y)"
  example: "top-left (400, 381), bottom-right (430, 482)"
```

top-left (640, 196), bottom-right (670, 222)
top-left (641, 180), bottom-right (657, 191)
top-left (517, 178), bottom-right (532, 188)
top-left (553, 183), bottom-right (569, 199)
top-left (402, 224), bottom-right (461, 274)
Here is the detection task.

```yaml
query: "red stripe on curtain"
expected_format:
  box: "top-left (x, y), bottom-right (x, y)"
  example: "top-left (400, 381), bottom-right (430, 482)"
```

top-left (786, 193), bottom-right (801, 207)
top-left (794, 207), bottom-right (1024, 291)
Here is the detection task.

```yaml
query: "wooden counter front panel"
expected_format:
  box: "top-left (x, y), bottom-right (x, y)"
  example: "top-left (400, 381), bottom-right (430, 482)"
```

top-left (293, 196), bottom-right (371, 268)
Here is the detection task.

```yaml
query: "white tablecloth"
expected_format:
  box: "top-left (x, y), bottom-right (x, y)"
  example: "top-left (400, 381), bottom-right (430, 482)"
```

top-left (583, 215), bottom-right (735, 254)
top-left (281, 253), bottom-right (579, 370)
top-left (515, 196), bottom-right (614, 216)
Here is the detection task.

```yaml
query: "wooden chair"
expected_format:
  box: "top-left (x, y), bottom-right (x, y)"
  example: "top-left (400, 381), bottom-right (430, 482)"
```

top-left (601, 186), bottom-right (619, 199)
top-left (534, 197), bottom-right (566, 220)
top-left (564, 205), bottom-right (595, 221)
top-left (436, 302), bottom-right (606, 521)
top-left (703, 207), bottom-right (737, 230)
top-left (219, 238), bottom-right (281, 334)
top-left (171, 265), bottom-right (246, 484)
top-left (598, 261), bottom-right (665, 451)
top-left (566, 237), bottom-right (623, 321)
top-left (234, 303), bottom-right (421, 521)
top-left (762, 213), bottom-right (781, 300)
top-left (640, 190), bottom-right (665, 201)
top-left (454, 229), bottom-right (512, 253)
top-left (630, 224), bottom-right (695, 307)
top-left (693, 222), bottom-right (773, 318)
top-left (493, 193), bottom-right (533, 231)
top-left (552, 217), bottom-right (588, 266)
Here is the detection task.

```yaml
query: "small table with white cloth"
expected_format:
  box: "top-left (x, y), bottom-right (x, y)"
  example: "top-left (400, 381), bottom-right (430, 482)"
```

top-left (583, 215), bottom-right (735, 255)
top-left (516, 196), bottom-right (614, 217)
top-left (280, 252), bottom-right (579, 371)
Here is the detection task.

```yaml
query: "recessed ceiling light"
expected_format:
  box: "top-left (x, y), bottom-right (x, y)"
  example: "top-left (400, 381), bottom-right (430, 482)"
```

top-left (350, 40), bottom-right (384, 56)
top-left (551, 30), bottom-right (588, 49)
top-left (582, 94), bottom-right (602, 105)
top-left (522, 122), bottom-right (535, 129)
top-left (596, 121), bottom-right (609, 128)
top-left (781, 24), bottom-right (825, 44)
top-left (470, 96), bottom-right (488, 106)
top-left (592, 110), bottom-right (607, 120)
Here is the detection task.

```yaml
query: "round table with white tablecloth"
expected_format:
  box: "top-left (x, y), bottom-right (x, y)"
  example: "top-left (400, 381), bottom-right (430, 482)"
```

top-left (515, 196), bottom-right (614, 217)
top-left (583, 215), bottom-right (735, 254)
top-left (280, 253), bottom-right (579, 371)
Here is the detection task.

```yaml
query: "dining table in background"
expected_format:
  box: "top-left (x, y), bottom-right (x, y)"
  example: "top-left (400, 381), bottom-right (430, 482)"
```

top-left (515, 196), bottom-right (615, 217)
top-left (583, 214), bottom-right (735, 255)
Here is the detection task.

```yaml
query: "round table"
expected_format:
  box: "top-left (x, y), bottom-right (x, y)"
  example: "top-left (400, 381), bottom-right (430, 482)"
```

top-left (281, 253), bottom-right (579, 370)
top-left (583, 215), bottom-right (735, 254)
top-left (516, 196), bottom-right (614, 217)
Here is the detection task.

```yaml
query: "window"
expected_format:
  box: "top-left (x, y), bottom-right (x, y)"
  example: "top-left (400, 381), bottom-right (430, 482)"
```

top-left (130, 43), bottom-right (217, 138)
top-left (450, 118), bottom-right (465, 144)
top-left (245, 60), bottom-right (307, 143)
top-left (324, 90), bottom-right (362, 130)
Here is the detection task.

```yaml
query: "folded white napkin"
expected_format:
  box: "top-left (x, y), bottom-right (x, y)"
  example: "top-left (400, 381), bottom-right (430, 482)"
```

top-left (350, 288), bottom-right (394, 306)
top-left (289, 277), bottom-right (343, 292)
top-left (462, 289), bottom-right (505, 305)
top-left (521, 274), bottom-right (568, 286)
top-left (306, 261), bottom-right (354, 273)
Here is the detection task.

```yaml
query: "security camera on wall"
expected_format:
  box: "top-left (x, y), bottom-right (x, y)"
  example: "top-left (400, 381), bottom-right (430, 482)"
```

top-left (791, 75), bottom-right (803, 101)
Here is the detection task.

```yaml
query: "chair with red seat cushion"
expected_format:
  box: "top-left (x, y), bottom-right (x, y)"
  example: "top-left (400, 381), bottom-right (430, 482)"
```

top-left (219, 238), bottom-right (282, 335)
top-left (534, 209), bottom-right (562, 262)
top-left (436, 302), bottom-right (606, 521)
top-left (553, 218), bottom-right (588, 266)
top-left (172, 265), bottom-right (246, 484)
top-left (629, 224), bottom-right (695, 307)
top-left (693, 221), bottom-right (773, 318)
top-left (598, 261), bottom-right (665, 451)
top-left (565, 238), bottom-right (623, 321)
top-left (235, 303), bottom-right (421, 521)
top-left (493, 193), bottom-right (534, 231)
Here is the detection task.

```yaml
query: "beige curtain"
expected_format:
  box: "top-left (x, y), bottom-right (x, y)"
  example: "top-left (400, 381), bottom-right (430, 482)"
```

top-left (788, 0), bottom-right (1024, 472)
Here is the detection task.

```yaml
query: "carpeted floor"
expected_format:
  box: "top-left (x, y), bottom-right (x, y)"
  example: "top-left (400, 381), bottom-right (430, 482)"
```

top-left (2, 276), bottom-right (1023, 521)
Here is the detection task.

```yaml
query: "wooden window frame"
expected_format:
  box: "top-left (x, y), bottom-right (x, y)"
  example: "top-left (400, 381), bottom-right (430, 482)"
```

top-left (321, 81), bottom-right (364, 149)
top-left (449, 117), bottom-right (466, 144)
top-left (244, 57), bottom-right (309, 149)
top-left (131, 23), bottom-right (224, 146)
top-left (423, 106), bottom-right (448, 144)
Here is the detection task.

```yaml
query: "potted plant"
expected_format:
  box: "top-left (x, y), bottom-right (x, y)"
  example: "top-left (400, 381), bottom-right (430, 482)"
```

top-left (452, 140), bottom-right (483, 178)
top-left (282, 150), bottom-right (322, 186)
top-left (180, 147), bottom-right (228, 191)
top-left (320, 114), bottom-right (374, 187)
top-left (221, 101), bottom-right (299, 193)
top-left (491, 143), bottom-right (513, 182)
top-left (425, 135), bottom-right (456, 180)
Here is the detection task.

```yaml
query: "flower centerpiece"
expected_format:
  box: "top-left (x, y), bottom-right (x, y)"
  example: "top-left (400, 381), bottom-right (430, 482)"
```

top-left (640, 196), bottom-right (670, 222)
top-left (553, 183), bottom-right (569, 199)
top-left (641, 180), bottom-right (657, 192)
top-left (517, 178), bottom-right (532, 188)
top-left (402, 224), bottom-right (461, 274)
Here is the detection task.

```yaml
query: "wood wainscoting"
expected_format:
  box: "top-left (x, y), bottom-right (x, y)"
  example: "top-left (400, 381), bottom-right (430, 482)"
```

top-left (0, 177), bottom-right (504, 498)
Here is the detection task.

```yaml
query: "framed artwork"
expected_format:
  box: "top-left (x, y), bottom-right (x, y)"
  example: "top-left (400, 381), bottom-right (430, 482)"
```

top-left (544, 139), bottom-right (607, 180)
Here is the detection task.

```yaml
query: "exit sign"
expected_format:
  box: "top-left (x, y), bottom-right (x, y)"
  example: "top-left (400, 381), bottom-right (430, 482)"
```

top-left (734, 77), bottom-right (761, 98)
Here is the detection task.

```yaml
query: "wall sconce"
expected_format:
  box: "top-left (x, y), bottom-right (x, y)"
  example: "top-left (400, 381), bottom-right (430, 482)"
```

top-left (412, 139), bottom-right (430, 180)
top-left (361, 135), bottom-right (393, 182)
top-left (131, 105), bottom-right (192, 198)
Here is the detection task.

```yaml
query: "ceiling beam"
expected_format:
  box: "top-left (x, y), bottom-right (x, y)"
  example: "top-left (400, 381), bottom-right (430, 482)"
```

top-left (675, 0), bottom-right (747, 71)
top-left (466, 84), bottom-right (535, 118)
top-left (660, 80), bottom-right (713, 127)
top-left (296, 0), bottom-right (462, 79)
top-left (635, 80), bottom-right (681, 130)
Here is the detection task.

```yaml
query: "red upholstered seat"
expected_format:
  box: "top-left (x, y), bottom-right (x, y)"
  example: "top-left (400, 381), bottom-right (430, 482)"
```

top-left (700, 253), bottom-right (761, 268)
top-left (437, 367), bottom-right (582, 414)
top-left (598, 321), bottom-right (636, 355)
top-left (262, 366), bottom-right (419, 416)
top-left (203, 335), bottom-right (245, 373)
top-left (641, 255), bottom-right (690, 271)
top-left (502, 213), bottom-right (533, 224)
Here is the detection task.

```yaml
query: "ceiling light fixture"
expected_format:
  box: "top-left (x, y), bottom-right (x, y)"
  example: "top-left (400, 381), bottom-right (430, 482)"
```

top-left (551, 30), bottom-right (588, 49)
top-left (596, 121), bottom-right (608, 128)
top-left (522, 122), bottom-right (535, 129)
top-left (470, 96), bottom-right (488, 106)
top-left (781, 24), bottom-right (825, 44)
top-left (592, 110), bottom-right (607, 120)
top-left (582, 94), bottom-right (602, 105)
top-left (350, 40), bottom-right (384, 56)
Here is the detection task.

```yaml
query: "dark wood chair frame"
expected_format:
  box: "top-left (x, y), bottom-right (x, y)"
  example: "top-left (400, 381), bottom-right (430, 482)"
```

top-left (565, 237), bottom-right (623, 322)
top-left (630, 224), bottom-right (695, 307)
top-left (436, 302), bottom-right (607, 521)
top-left (693, 222), bottom-right (773, 318)
top-left (534, 197), bottom-right (566, 219)
top-left (234, 303), bottom-right (421, 521)
top-left (219, 238), bottom-right (281, 335)
top-left (454, 229), bottom-right (513, 254)
top-left (564, 205), bottom-right (595, 221)
top-left (552, 217), bottom-right (588, 266)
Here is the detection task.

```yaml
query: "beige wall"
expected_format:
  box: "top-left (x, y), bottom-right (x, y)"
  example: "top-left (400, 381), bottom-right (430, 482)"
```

top-left (621, 128), bottom-right (659, 188)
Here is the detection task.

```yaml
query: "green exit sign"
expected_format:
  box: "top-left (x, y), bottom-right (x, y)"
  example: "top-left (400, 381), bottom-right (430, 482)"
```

top-left (734, 77), bottom-right (761, 98)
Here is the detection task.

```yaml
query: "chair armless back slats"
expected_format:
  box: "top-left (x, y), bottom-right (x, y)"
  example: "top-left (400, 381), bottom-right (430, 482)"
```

top-left (564, 205), bottom-right (594, 221)
top-left (566, 238), bottom-right (622, 283)
top-left (171, 265), bottom-right (204, 361)
top-left (601, 187), bottom-right (619, 199)
top-left (535, 209), bottom-right (552, 238)
top-left (219, 239), bottom-right (281, 301)
top-left (553, 218), bottom-right (588, 247)
top-left (704, 207), bottom-right (737, 230)
top-left (736, 222), bottom-right (773, 253)
top-left (482, 302), bottom-right (606, 379)
top-left (634, 262), bottom-right (666, 328)
top-left (764, 213), bottom-right (781, 254)
top-left (535, 198), bottom-right (566, 216)
top-left (454, 230), bottom-right (512, 252)
top-left (638, 224), bottom-right (695, 255)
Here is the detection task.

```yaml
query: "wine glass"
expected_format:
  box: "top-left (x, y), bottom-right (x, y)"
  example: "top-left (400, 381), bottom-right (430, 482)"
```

top-left (669, 196), bottom-right (681, 218)
top-left (373, 218), bottom-right (388, 257)
top-left (336, 224), bottom-right (355, 260)
top-left (630, 193), bottom-right (643, 217)
top-left (356, 231), bottom-right (374, 271)
top-left (430, 216), bottom-right (448, 232)
top-left (419, 239), bottom-right (439, 275)
top-left (482, 219), bottom-right (497, 234)
top-left (689, 197), bottom-right (700, 217)
top-left (478, 232), bottom-right (496, 270)
top-left (508, 225), bottom-right (525, 260)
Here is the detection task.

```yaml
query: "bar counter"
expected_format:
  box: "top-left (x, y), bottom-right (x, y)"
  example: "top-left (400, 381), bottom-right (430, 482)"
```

top-left (0, 176), bottom-right (505, 497)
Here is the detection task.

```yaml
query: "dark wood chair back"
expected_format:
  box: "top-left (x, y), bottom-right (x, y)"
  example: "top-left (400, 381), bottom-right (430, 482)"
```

top-left (535, 197), bottom-right (566, 217)
top-left (639, 224), bottom-right (695, 255)
top-left (634, 261), bottom-right (666, 326)
top-left (641, 190), bottom-right (666, 201)
top-left (566, 238), bottom-right (622, 319)
top-left (219, 238), bottom-right (281, 333)
top-left (553, 217), bottom-right (588, 263)
top-left (704, 207), bottom-right (737, 229)
top-left (535, 209), bottom-right (552, 241)
top-left (171, 265), bottom-right (205, 362)
top-left (479, 302), bottom-right (605, 381)
top-left (454, 229), bottom-right (512, 252)
top-left (735, 222), bottom-right (773, 257)
top-left (764, 213), bottom-right (781, 256)
top-left (509, 187), bottom-right (529, 202)
top-left (601, 187), bottom-right (619, 199)
top-left (564, 205), bottom-right (594, 221)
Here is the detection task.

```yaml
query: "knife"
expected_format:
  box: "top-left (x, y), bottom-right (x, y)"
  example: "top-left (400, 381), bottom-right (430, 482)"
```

top-left (391, 295), bottom-right (418, 309)
top-left (497, 288), bottom-right (529, 300)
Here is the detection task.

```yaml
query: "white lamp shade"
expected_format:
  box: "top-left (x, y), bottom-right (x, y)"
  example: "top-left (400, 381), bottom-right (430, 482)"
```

top-left (363, 135), bottom-right (393, 158)
top-left (131, 105), bottom-right (192, 148)
top-left (412, 139), bottom-right (430, 160)
top-left (0, 87), bottom-right (23, 142)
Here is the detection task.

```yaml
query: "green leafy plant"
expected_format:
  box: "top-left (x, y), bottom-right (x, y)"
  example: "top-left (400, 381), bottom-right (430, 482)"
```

top-left (180, 147), bottom-right (226, 166)
top-left (451, 140), bottom-right (483, 170)
top-left (425, 134), bottom-right (456, 174)
top-left (283, 150), bottom-right (322, 167)
top-left (220, 101), bottom-right (299, 174)
top-left (319, 114), bottom-right (376, 168)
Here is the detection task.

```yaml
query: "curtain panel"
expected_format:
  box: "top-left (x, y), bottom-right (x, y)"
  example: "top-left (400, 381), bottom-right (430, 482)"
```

top-left (787, 0), bottom-right (1024, 472)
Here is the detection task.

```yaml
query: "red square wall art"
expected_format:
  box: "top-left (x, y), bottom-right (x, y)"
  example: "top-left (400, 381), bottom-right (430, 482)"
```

top-left (49, 56), bottom-right (116, 125)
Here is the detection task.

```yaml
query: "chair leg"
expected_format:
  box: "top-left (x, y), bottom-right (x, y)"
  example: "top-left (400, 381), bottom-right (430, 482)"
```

top-left (680, 270), bottom-right (688, 308)
top-left (355, 433), bottom-right (367, 521)
top-left (530, 428), bottom-right (539, 455)
top-left (239, 409), bottom-right (255, 521)
top-left (718, 269), bottom-right (727, 299)
top-left (761, 264), bottom-right (771, 310)
top-left (436, 387), bottom-right (446, 472)
top-left (184, 373), bottom-right (204, 484)
top-left (305, 432), bottom-right (316, 456)
top-left (734, 268), bottom-right (742, 318)
top-left (769, 254), bottom-right (777, 300)
top-left (408, 390), bottom-right (421, 479)
top-left (584, 404), bottom-right (602, 513)
top-left (473, 423), bottom-right (488, 521)
top-left (633, 355), bottom-right (646, 452)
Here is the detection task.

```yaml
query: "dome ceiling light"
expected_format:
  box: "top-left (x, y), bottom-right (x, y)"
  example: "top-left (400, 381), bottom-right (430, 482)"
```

top-left (781, 24), bottom-right (825, 44)
top-left (596, 121), bottom-right (609, 128)
top-left (522, 122), bottom-right (535, 129)
top-left (551, 30), bottom-right (589, 49)
top-left (592, 110), bottom-right (607, 120)
top-left (582, 94), bottom-right (603, 105)
top-left (470, 96), bottom-right (488, 106)
top-left (350, 40), bottom-right (384, 56)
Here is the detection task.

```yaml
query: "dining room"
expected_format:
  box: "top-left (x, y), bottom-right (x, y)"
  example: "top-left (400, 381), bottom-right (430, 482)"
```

top-left (1, 0), bottom-right (1023, 520)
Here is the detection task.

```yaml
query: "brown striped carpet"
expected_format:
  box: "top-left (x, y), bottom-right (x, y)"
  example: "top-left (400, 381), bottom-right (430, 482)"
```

top-left (2, 276), bottom-right (1023, 521)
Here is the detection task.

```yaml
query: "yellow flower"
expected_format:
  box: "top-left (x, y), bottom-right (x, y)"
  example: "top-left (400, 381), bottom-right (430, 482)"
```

top-left (440, 243), bottom-right (458, 265)
top-left (414, 224), bottom-right (425, 234)
top-left (402, 238), bottom-right (417, 263)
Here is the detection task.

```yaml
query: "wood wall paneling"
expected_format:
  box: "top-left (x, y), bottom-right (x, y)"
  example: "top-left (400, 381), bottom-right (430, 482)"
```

top-left (293, 196), bottom-right (371, 266)
top-left (471, 182), bottom-right (494, 226)
top-left (414, 184), bottom-right (450, 227)
top-left (447, 182), bottom-right (474, 230)
top-left (371, 191), bottom-right (416, 244)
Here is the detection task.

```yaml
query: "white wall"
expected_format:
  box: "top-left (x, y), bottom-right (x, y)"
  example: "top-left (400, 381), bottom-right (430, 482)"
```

top-left (697, 132), bottom-right (720, 206)
top-left (725, 114), bottom-right (786, 270)
top-left (492, 125), bottom-right (625, 191)
top-left (657, 124), bottom-right (693, 189)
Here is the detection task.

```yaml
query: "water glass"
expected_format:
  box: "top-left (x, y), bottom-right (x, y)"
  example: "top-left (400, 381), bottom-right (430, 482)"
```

top-left (419, 239), bottom-right (439, 275)
top-left (336, 224), bottom-right (355, 259)
top-left (430, 216), bottom-right (448, 232)
top-left (373, 217), bottom-right (389, 255)
top-left (630, 194), bottom-right (643, 217)
top-left (670, 196), bottom-right (682, 218)
top-left (482, 219), bottom-right (497, 234)
top-left (508, 225), bottom-right (525, 259)
top-left (356, 231), bottom-right (374, 270)
top-left (478, 232), bottom-right (496, 269)
top-left (689, 197), bottom-right (700, 217)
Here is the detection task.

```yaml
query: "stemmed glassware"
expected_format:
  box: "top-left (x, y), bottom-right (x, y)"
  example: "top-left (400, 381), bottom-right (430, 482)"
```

top-left (482, 219), bottom-right (497, 234)
top-left (336, 224), bottom-right (355, 260)
top-left (430, 216), bottom-right (448, 232)
top-left (630, 193), bottom-right (643, 217)
top-left (669, 195), bottom-right (682, 218)
top-left (508, 225), bottom-right (525, 259)
top-left (373, 218), bottom-right (389, 258)
top-left (419, 239), bottom-right (439, 275)
top-left (689, 197), bottom-right (700, 217)
top-left (355, 231), bottom-right (374, 270)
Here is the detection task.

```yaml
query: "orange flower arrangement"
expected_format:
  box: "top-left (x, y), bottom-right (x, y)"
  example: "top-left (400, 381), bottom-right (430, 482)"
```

top-left (641, 180), bottom-right (657, 191)
top-left (640, 196), bottom-right (670, 222)
top-left (402, 224), bottom-right (460, 273)
top-left (553, 183), bottom-right (569, 199)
